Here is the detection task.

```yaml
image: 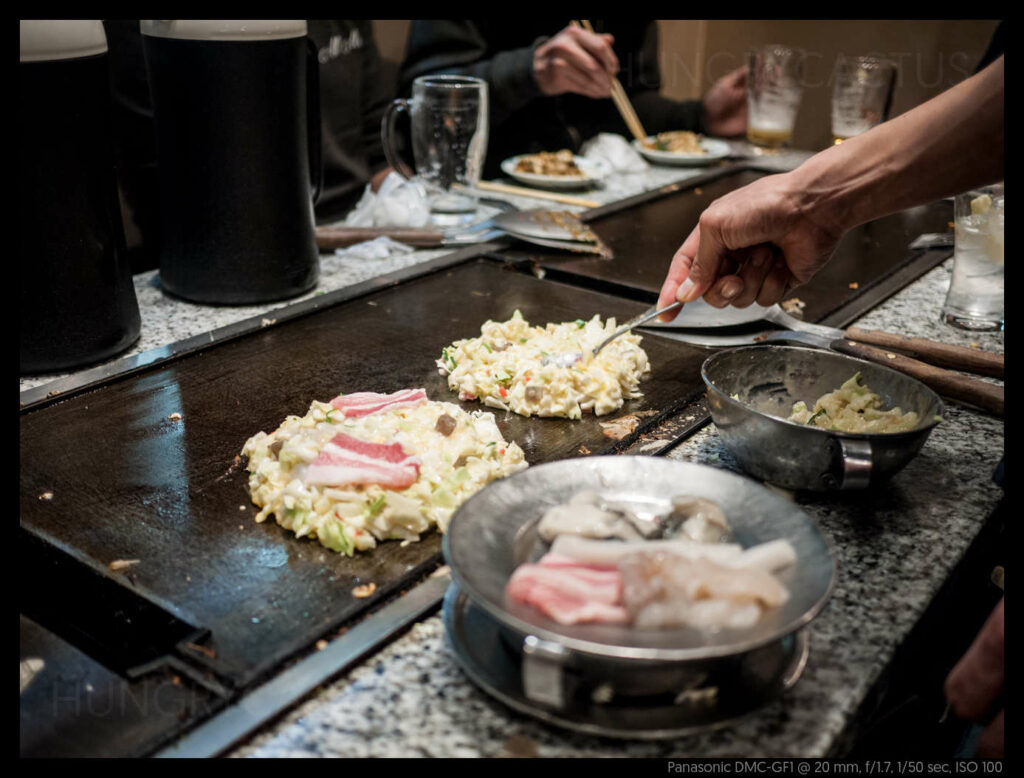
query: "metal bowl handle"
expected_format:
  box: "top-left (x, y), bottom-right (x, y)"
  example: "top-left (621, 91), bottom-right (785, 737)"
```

top-left (521, 634), bottom-right (568, 709)
top-left (827, 437), bottom-right (873, 490)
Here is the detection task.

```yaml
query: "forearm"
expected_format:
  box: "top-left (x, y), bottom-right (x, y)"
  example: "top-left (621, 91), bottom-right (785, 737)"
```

top-left (791, 56), bottom-right (1003, 234)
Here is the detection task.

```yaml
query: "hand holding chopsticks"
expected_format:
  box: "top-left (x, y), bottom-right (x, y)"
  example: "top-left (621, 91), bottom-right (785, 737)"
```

top-left (533, 23), bottom-right (618, 99)
top-left (571, 20), bottom-right (648, 142)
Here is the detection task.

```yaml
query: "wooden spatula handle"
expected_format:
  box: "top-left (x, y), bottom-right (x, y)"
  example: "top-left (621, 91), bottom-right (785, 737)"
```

top-left (845, 326), bottom-right (1004, 378)
top-left (315, 226), bottom-right (446, 249)
top-left (832, 340), bottom-right (1004, 417)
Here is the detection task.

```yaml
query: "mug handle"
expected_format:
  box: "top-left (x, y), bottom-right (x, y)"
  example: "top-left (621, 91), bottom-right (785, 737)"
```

top-left (305, 37), bottom-right (323, 204)
top-left (381, 98), bottom-right (416, 181)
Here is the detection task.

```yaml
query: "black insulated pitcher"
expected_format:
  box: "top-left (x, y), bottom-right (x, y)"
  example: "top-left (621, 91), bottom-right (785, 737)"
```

top-left (19, 20), bottom-right (142, 375)
top-left (141, 20), bottom-right (322, 304)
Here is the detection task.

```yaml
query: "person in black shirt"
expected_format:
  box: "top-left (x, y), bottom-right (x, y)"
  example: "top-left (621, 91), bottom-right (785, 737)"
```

top-left (306, 20), bottom-right (394, 224)
top-left (399, 20), bottom-right (748, 178)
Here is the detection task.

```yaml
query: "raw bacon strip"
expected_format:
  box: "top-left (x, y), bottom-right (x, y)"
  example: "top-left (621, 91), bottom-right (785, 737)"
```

top-left (330, 389), bottom-right (427, 418)
top-left (531, 551), bottom-right (617, 572)
top-left (505, 555), bottom-right (629, 625)
top-left (303, 432), bottom-right (420, 489)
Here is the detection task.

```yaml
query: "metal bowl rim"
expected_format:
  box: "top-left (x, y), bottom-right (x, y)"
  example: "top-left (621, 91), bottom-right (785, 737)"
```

top-left (442, 456), bottom-right (836, 662)
top-left (700, 345), bottom-right (945, 440)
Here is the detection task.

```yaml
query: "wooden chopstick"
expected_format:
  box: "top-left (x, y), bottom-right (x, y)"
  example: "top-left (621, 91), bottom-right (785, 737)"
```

top-left (574, 19), bottom-right (648, 141)
top-left (466, 180), bottom-right (602, 208)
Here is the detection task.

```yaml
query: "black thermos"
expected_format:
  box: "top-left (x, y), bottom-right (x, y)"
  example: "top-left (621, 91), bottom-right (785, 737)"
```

top-left (141, 20), bottom-right (321, 305)
top-left (19, 20), bottom-right (142, 375)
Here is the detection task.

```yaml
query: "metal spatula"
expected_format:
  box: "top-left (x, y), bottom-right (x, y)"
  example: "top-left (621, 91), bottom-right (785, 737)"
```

top-left (316, 208), bottom-right (608, 254)
top-left (540, 302), bottom-right (683, 367)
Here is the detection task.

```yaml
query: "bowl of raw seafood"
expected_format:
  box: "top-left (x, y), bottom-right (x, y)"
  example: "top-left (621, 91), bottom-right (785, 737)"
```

top-left (442, 456), bottom-right (834, 731)
top-left (702, 346), bottom-right (944, 492)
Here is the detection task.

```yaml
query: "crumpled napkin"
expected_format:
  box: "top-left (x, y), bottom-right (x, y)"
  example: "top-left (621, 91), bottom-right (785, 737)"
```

top-left (333, 235), bottom-right (417, 260)
top-left (581, 132), bottom-right (649, 173)
top-left (343, 171), bottom-right (431, 228)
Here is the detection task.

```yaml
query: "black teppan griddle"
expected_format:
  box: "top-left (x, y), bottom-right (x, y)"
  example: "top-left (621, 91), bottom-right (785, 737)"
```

top-left (20, 259), bottom-right (713, 750)
top-left (503, 165), bottom-right (954, 325)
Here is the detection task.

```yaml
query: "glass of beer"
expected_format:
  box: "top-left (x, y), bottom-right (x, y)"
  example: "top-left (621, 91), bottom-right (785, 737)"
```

top-left (746, 45), bottom-right (806, 149)
top-left (830, 55), bottom-right (897, 144)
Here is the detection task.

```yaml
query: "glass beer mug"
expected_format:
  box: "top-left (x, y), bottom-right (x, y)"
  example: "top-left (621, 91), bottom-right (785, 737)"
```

top-left (382, 75), bottom-right (489, 225)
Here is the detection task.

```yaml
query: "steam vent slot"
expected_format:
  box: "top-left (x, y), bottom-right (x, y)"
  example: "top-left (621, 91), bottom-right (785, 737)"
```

top-left (20, 529), bottom-right (203, 677)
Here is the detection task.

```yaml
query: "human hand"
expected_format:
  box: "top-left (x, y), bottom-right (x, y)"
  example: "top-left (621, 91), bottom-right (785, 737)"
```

top-left (534, 25), bottom-right (618, 100)
top-left (702, 65), bottom-right (748, 138)
top-left (944, 598), bottom-right (1004, 758)
top-left (656, 171), bottom-right (844, 318)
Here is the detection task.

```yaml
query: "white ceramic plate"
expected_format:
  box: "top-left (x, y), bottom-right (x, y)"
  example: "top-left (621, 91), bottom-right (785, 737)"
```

top-left (501, 154), bottom-right (610, 190)
top-left (632, 136), bottom-right (732, 167)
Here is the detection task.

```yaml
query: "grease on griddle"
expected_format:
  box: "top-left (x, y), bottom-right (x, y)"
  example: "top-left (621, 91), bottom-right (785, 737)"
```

top-left (600, 415), bottom-right (639, 440)
top-left (352, 582), bottom-right (377, 598)
top-left (600, 409), bottom-right (660, 440)
top-left (213, 454), bottom-right (248, 488)
top-left (185, 642), bottom-right (217, 660)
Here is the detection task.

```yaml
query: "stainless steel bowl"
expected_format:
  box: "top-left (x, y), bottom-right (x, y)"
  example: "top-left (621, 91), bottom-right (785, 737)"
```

top-left (442, 456), bottom-right (834, 728)
top-left (701, 346), bottom-right (944, 491)
top-left (443, 584), bottom-right (810, 739)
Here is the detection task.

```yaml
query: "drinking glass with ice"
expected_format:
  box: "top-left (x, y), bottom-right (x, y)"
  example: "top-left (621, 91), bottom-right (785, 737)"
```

top-left (941, 185), bottom-right (1004, 331)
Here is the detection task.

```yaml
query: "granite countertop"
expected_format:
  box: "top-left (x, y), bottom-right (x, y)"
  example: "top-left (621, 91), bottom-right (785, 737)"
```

top-left (228, 260), bottom-right (1003, 758)
top-left (19, 148), bottom-right (1003, 758)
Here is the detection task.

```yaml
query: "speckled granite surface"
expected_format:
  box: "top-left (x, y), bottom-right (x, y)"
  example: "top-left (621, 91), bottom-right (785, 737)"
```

top-left (231, 261), bottom-right (1004, 758)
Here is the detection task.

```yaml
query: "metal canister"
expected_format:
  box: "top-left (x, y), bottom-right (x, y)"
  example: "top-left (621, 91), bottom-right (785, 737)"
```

top-left (141, 20), bottom-right (321, 304)
top-left (19, 20), bottom-right (141, 374)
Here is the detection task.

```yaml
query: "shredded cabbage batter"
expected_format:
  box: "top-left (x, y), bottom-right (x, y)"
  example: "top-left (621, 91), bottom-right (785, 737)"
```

top-left (241, 398), bottom-right (527, 555)
top-left (437, 310), bottom-right (651, 419)
top-left (788, 372), bottom-right (920, 433)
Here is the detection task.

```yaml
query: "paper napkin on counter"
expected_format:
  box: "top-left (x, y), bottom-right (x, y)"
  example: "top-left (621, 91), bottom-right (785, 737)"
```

top-left (343, 172), bottom-right (431, 228)
top-left (581, 132), bottom-right (649, 173)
